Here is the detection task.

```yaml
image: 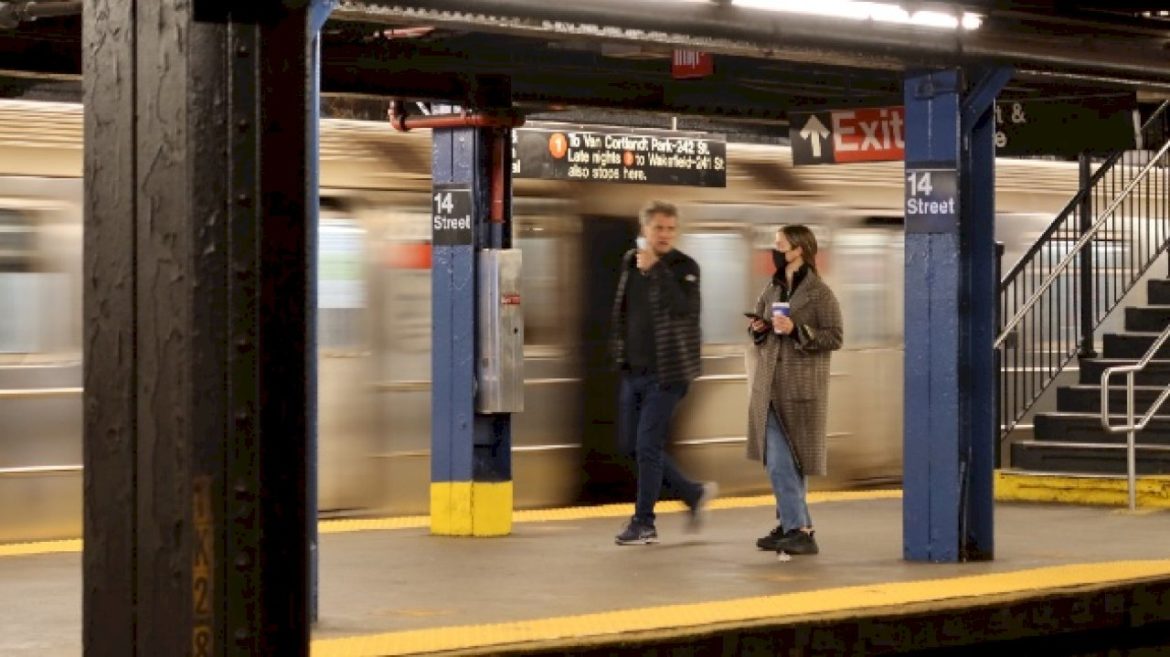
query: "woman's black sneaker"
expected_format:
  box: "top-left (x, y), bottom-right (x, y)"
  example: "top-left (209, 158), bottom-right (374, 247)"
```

top-left (756, 525), bottom-right (786, 550)
top-left (774, 529), bottom-right (819, 555)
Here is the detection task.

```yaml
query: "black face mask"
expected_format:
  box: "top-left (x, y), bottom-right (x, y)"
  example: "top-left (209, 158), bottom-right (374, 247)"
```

top-left (772, 249), bottom-right (787, 272)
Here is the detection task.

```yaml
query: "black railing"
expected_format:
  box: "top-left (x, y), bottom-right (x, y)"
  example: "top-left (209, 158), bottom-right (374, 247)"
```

top-left (997, 101), bottom-right (1170, 444)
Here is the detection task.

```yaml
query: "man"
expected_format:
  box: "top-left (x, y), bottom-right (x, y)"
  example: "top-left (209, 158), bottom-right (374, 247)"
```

top-left (610, 200), bottom-right (717, 545)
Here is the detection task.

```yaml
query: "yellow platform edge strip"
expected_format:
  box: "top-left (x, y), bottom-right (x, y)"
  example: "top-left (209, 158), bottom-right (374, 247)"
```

top-left (995, 471), bottom-right (1170, 509)
top-left (0, 490), bottom-right (897, 557)
top-left (0, 538), bottom-right (82, 558)
top-left (310, 559), bottom-right (1170, 657)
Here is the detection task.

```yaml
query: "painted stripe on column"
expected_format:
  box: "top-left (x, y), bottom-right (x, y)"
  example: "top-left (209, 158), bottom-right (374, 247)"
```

top-left (471, 480), bottom-right (513, 536)
top-left (429, 480), bottom-right (512, 536)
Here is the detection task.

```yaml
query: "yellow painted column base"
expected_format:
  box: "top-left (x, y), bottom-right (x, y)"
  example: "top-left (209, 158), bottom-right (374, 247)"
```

top-left (430, 481), bottom-right (513, 536)
top-left (995, 470), bottom-right (1170, 509)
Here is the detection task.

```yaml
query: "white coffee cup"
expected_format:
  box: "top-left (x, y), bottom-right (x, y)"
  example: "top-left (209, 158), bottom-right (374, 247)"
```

top-left (771, 301), bottom-right (790, 333)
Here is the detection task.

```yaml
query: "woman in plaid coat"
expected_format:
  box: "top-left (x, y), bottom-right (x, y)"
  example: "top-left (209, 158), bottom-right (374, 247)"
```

top-left (745, 225), bottom-right (843, 556)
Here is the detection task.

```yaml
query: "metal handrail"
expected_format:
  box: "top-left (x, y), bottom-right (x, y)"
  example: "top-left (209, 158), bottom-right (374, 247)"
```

top-left (995, 136), bottom-right (1170, 348)
top-left (1099, 322), bottom-right (1170, 511)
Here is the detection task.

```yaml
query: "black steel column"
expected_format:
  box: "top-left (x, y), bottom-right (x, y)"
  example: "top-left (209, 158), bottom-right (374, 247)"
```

top-left (1078, 153), bottom-right (1097, 358)
top-left (83, 2), bottom-right (314, 655)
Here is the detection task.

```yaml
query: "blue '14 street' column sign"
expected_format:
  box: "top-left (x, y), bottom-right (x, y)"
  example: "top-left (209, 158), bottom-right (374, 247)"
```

top-left (904, 166), bottom-right (959, 234)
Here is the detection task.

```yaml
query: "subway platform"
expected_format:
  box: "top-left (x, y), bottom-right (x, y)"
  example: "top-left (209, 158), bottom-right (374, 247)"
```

top-left (2, 491), bottom-right (1169, 656)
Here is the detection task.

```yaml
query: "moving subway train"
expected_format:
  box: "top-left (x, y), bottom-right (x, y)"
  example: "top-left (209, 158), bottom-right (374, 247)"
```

top-left (0, 100), bottom-right (1083, 543)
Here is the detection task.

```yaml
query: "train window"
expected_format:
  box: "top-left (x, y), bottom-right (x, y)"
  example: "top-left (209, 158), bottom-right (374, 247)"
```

top-left (832, 230), bottom-right (902, 347)
top-left (677, 231), bottom-right (750, 345)
top-left (319, 217), bottom-right (367, 351)
top-left (514, 227), bottom-right (575, 347)
top-left (0, 209), bottom-right (41, 354)
top-left (371, 210), bottom-right (432, 382)
top-left (0, 208), bottom-right (34, 272)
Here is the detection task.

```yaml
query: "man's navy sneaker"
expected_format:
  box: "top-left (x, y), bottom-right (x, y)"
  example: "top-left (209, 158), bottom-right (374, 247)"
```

top-left (615, 520), bottom-right (658, 545)
top-left (686, 481), bottom-right (719, 532)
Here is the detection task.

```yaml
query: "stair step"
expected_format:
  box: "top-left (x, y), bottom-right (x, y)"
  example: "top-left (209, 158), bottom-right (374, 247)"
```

top-left (1078, 358), bottom-right (1170, 385)
top-left (1148, 279), bottom-right (1170, 305)
top-left (1125, 305), bottom-right (1170, 332)
top-left (1011, 441), bottom-right (1170, 475)
top-left (1034, 412), bottom-right (1170, 444)
top-left (1055, 385), bottom-right (1170, 414)
top-left (1102, 332), bottom-right (1170, 359)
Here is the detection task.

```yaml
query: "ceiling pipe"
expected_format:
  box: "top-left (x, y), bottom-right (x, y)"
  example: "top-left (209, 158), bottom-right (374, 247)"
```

top-left (339, 0), bottom-right (1170, 85)
top-left (388, 100), bottom-right (524, 223)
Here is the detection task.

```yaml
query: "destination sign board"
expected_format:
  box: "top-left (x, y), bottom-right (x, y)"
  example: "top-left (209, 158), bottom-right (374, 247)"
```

top-left (791, 93), bottom-right (1138, 165)
top-left (994, 93), bottom-right (1138, 157)
top-left (513, 125), bottom-right (726, 187)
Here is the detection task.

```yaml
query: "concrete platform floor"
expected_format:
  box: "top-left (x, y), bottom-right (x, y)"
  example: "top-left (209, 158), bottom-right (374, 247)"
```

top-left (2, 493), bottom-right (1169, 656)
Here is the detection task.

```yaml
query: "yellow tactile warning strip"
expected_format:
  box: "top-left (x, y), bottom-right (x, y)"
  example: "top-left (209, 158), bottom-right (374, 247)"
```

top-left (995, 470), bottom-right (1170, 509)
top-left (0, 538), bottom-right (82, 558)
top-left (320, 489), bottom-right (902, 535)
top-left (0, 490), bottom-right (900, 557)
top-left (310, 559), bottom-right (1170, 657)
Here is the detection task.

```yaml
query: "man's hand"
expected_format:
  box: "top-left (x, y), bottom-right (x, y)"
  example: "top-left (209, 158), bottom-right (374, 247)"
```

top-left (636, 248), bottom-right (659, 272)
top-left (749, 318), bottom-right (768, 333)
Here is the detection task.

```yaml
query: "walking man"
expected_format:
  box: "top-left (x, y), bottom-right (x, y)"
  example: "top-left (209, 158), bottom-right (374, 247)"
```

top-left (610, 200), bottom-right (717, 545)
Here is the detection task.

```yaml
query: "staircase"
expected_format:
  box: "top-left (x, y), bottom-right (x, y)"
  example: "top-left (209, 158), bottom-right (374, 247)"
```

top-left (997, 100), bottom-right (1170, 480)
top-left (1012, 277), bottom-right (1170, 475)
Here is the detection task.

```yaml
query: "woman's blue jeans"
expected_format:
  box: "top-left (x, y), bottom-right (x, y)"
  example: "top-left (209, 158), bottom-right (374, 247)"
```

top-left (765, 404), bottom-right (812, 530)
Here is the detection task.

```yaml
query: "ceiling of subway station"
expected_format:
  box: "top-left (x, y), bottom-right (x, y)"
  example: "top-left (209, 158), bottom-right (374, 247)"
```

top-left (0, 1), bottom-right (1168, 133)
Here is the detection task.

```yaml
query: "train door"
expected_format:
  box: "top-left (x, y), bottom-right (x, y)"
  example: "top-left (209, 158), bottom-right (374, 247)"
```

top-left (367, 202), bottom-right (432, 515)
top-left (317, 197), bottom-right (378, 513)
top-left (510, 210), bottom-right (586, 508)
top-left (668, 225), bottom-right (758, 492)
top-left (577, 215), bottom-right (639, 503)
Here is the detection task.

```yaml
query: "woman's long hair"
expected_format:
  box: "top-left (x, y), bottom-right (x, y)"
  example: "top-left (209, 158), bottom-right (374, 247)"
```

top-left (780, 225), bottom-right (819, 274)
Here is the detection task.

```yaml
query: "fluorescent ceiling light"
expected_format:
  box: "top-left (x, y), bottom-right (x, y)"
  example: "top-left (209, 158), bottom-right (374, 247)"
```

top-left (729, 0), bottom-right (983, 30)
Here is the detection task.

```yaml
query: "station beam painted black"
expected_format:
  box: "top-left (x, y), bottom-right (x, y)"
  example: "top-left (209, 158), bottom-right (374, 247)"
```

top-left (83, 1), bottom-right (325, 654)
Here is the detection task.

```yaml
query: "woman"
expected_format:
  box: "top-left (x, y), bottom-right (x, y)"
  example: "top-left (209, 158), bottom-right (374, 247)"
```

top-left (746, 225), bottom-right (843, 556)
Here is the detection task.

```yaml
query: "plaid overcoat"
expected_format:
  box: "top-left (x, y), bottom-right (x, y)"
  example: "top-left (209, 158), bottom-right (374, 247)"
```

top-left (745, 272), bottom-right (843, 476)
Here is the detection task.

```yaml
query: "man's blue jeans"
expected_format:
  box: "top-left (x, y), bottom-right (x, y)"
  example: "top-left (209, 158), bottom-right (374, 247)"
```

top-left (618, 373), bottom-right (701, 526)
top-left (765, 404), bottom-right (812, 530)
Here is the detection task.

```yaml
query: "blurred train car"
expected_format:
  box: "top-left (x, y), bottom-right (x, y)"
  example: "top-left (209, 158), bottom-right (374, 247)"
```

top-left (0, 100), bottom-right (1082, 543)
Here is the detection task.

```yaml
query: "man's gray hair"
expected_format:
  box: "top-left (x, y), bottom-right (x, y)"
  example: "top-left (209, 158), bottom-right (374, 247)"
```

top-left (639, 200), bottom-right (680, 227)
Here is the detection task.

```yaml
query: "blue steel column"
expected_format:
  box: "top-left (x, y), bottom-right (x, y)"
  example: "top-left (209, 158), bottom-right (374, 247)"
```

top-left (960, 67), bottom-right (1013, 561)
top-left (307, 0), bottom-right (334, 624)
top-left (903, 67), bottom-right (1009, 562)
top-left (430, 101), bottom-right (514, 535)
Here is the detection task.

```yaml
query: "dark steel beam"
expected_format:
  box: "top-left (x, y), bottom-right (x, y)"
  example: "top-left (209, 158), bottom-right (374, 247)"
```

top-left (0, 1), bottom-right (82, 29)
top-left (320, 36), bottom-right (901, 117)
top-left (336, 0), bottom-right (1170, 85)
top-left (83, 1), bottom-right (313, 654)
